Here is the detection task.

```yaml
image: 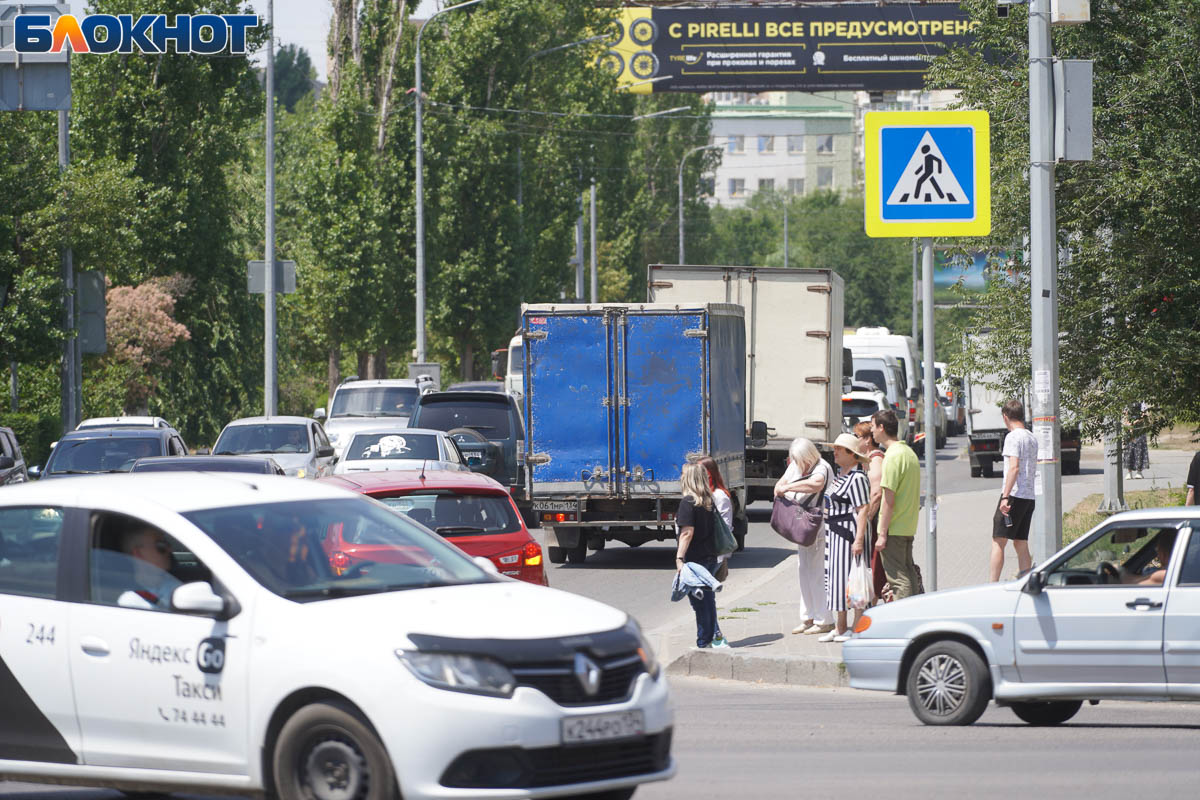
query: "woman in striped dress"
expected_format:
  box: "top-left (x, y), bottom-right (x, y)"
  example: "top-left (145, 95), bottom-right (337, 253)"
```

top-left (819, 433), bottom-right (871, 643)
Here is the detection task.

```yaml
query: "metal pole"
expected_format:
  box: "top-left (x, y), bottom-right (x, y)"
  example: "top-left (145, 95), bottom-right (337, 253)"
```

top-left (921, 237), bottom-right (937, 591)
top-left (9, 361), bottom-right (16, 413)
top-left (1028, 0), bottom-right (1061, 563)
top-left (58, 109), bottom-right (76, 431)
top-left (678, 143), bottom-right (721, 265)
top-left (263, 0), bottom-right (277, 417)
top-left (1098, 423), bottom-right (1128, 513)
top-left (783, 201), bottom-right (789, 268)
top-left (589, 179), bottom-right (598, 303)
top-left (911, 239), bottom-right (919, 343)
top-left (575, 194), bottom-right (584, 301)
top-left (415, 0), bottom-right (483, 363)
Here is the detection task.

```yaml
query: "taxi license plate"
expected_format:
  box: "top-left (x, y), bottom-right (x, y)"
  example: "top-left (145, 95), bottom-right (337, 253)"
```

top-left (561, 711), bottom-right (645, 745)
top-left (533, 501), bottom-right (578, 512)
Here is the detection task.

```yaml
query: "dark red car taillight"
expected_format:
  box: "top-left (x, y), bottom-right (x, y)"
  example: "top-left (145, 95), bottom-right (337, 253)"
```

top-left (331, 551), bottom-right (350, 575)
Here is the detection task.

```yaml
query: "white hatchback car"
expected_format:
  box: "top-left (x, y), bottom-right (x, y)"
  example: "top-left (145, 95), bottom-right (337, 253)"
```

top-left (844, 508), bottom-right (1200, 726)
top-left (0, 475), bottom-right (674, 798)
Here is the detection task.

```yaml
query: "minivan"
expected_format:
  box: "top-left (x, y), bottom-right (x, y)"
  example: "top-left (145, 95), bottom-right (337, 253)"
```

top-left (852, 353), bottom-right (910, 442)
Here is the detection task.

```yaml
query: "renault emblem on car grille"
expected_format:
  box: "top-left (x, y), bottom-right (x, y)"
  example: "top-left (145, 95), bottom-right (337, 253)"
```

top-left (573, 653), bottom-right (602, 696)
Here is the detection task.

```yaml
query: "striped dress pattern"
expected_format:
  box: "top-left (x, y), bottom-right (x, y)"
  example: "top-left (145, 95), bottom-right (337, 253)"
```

top-left (824, 466), bottom-right (869, 612)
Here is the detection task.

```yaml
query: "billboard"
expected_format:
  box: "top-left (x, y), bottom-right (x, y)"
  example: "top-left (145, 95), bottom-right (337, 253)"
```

top-left (933, 250), bottom-right (1018, 304)
top-left (607, 4), bottom-right (979, 94)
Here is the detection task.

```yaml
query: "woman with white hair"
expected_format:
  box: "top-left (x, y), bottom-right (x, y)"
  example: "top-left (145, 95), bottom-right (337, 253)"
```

top-left (775, 437), bottom-right (835, 635)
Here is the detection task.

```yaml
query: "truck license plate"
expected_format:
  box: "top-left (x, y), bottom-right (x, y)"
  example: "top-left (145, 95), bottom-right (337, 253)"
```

top-left (533, 501), bottom-right (577, 511)
top-left (561, 711), bottom-right (645, 745)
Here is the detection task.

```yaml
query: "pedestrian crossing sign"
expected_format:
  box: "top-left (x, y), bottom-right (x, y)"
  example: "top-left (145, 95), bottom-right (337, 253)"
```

top-left (864, 110), bottom-right (990, 238)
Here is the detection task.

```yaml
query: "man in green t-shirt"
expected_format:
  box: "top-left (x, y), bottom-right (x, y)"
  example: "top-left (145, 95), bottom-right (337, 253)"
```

top-left (872, 409), bottom-right (922, 599)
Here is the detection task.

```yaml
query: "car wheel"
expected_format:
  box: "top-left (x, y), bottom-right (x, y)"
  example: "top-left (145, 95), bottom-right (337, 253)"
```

top-left (1009, 700), bottom-right (1082, 726)
top-left (547, 545), bottom-right (567, 564)
top-left (905, 640), bottom-right (992, 726)
top-left (565, 539), bottom-right (588, 564)
top-left (970, 466), bottom-right (982, 478)
top-left (980, 460), bottom-right (995, 479)
top-left (273, 701), bottom-right (398, 800)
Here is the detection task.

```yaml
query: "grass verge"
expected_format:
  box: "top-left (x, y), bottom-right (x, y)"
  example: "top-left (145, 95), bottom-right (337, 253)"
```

top-left (1063, 487), bottom-right (1186, 545)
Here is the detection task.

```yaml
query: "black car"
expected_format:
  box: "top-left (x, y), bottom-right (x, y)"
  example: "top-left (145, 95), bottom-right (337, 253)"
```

top-left (129, 455), bottom-right (285, 475)
top-left (0, 427), bottom-right (28, 486)
top-left (408, 391), bottom-right (529, 517)
top-left (32, 427), bottom-right (189, 479)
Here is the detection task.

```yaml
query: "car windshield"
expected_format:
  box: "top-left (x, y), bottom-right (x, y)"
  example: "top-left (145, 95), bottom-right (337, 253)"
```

top-left (47, 438), bottom-right (161, 474)
top-left (183, 498), bottom-right (489, 600)
top-left (345, 433), bottom-right (441, 461)
top-left (214, 424), bottom-right (309, 455)
top-left (508, 344), bottom-right (524, 376)
top-left (416, 401), bottom-right (511, 438)
top-left (331, 387), bottom-right (418, 418)
top-left (378, 491), bottom-right (521, 537)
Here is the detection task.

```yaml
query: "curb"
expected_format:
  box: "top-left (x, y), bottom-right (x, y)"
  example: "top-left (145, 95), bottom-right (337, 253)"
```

top-left (666, 649), bottom-right (849, 688)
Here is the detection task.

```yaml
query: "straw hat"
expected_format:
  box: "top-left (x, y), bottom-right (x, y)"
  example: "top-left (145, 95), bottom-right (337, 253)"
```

top-left (829, 433), bottom-right (870, 461)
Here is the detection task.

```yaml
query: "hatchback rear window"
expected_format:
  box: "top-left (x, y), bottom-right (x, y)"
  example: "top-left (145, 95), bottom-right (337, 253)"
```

top-left (843, 398), bottom-right (882, 418)
top-left (855, 369), bottom-right (887, 393)
top-left (345, 433), bottom-right (441, 461)
top-left (377, 491), bottom-right (520, 537)
top-left (416, 401), bottom-right (511, 439)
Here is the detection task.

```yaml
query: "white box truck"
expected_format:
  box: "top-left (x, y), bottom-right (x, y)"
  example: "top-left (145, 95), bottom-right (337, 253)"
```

top-left (647, 265), bottom-right (845, 504)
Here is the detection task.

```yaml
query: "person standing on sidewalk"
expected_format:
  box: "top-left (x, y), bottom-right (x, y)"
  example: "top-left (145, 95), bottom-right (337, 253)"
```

top-left (990, 399), bottom-right (1038, 581)
top-left (1125, 402), bottom-right (1150, 480)
top-left (854, 420), bottom-right (889, 602)
top-left (871, 409), bottom-right (922, 599)
top-left (697, 455), bottom-right (735, 583)
top-left (819, 434), bottom-right (871, 642)
top-left (675, 462), bottom-right (727, 649)
top-left (776, 437), bottom-right (835, 635)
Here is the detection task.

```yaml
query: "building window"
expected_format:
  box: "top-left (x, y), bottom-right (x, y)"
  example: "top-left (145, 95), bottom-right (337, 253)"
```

top-left (816, 134), bottom-right (835, 154)
top-left (758, 135), bottom-right (775, 154)
top-left (787, 135), bottom-right (805, 154)
top-left (727, 135), bottom-right (745, 154)
top-left (787, 178), bottom-right (805, 195)
top-left (728, 178), bottom-right (745, 198)
top-left (817, 166), bottom-right (834, 189)
top-left (758, 178), bottom-right (775, 193)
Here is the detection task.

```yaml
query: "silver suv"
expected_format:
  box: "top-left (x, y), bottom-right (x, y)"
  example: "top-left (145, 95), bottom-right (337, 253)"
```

top-left (317, 378), bottom-right (425, 458)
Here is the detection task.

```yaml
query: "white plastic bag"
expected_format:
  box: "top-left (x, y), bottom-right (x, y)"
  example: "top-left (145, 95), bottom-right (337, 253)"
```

top-left (846, 554), bottom-right (875, 610)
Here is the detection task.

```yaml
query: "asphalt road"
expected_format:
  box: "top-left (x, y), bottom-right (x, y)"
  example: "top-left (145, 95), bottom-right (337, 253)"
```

top-left (4, 677), bottom-right (1197, 800)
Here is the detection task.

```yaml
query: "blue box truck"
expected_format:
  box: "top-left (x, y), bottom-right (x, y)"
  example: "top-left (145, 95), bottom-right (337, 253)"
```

top-left (521, 303), bottom-right (746, 564)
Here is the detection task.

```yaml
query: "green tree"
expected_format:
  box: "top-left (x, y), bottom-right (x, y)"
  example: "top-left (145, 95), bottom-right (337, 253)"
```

top-left (274, 44), bottom-right (316, 112)
top-left (930, 0), bottom-right (1200, 439)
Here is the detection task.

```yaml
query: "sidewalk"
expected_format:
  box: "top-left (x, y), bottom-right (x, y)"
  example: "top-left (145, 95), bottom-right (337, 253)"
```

top-left (652, 446), bottom-right (1195, 686)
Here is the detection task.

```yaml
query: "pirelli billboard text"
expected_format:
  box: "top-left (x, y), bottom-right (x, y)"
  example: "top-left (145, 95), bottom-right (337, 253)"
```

top-left (606, 4), bottom-right (979, 93)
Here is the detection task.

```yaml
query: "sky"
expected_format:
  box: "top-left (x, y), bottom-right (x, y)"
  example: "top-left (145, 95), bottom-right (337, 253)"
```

top-left (264, 0), bottom-right (440, 82)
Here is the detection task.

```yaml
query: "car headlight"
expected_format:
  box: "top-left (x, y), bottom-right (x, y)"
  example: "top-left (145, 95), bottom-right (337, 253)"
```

top-left (396, 650), bottom-right (516, 698)
top-left (628, 619), bottom-right (661, 679)
top-left (287, 467), bottom-right (307, 478)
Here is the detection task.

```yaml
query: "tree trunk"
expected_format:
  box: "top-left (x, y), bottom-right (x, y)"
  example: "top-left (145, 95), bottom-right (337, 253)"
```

top-left (461, 340), bottom-right (474, 381)
top-left (372, 348), bottom-right (388, 380)
top-left (326, 346), bottom-right (340, 404)
top-left (375, 1), bottom-right (409, 154)
top-left (357, 351), bottom-right (371, 380)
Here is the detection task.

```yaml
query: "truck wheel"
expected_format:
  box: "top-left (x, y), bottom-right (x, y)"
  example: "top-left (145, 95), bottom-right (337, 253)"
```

top-left (733, 513), bottom-right (748, 552)
top-left (547, 546), bottom-right (567, 564)
top-left (565, 539), bottom-right (587, 564)
top-left (981, 460), bottom-right (994, 479)
top-left (1063, 458), bottom-right (1080, 476)
top-left (272, 701), bottom-right (398, 800)
top-left (970, 466), bottom-right (982, 478)
top-left (586, 531), bottom-right (606, 551)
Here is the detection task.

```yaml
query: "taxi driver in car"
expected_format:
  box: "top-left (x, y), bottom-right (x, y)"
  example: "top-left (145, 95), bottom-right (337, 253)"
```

top-left (117, 526), bottom-right (182, 610)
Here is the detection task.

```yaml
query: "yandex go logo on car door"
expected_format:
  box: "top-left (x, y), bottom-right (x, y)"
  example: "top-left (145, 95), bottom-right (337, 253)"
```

top-left (14, 13), bottom-right (259, 55)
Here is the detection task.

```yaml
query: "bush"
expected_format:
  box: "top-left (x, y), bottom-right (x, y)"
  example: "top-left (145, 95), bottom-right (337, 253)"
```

top-left (4, 411), bottom-right (62, 467)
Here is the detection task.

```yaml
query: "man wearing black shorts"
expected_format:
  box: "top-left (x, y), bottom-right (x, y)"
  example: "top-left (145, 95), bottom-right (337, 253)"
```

top-left (990, 399), bottom-right (1038, 581)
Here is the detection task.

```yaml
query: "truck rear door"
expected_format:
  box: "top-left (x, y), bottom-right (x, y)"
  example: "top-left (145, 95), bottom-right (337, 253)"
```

top-left (524, 311), bottom-right (615, 494)
top-left (617, 310), bottom-right (706, 496)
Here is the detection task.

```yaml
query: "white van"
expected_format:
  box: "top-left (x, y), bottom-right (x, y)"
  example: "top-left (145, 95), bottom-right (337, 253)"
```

top-left (851, 353), bottom-right (909, 442)
top-left (844, 327), bottom-right (921, 394)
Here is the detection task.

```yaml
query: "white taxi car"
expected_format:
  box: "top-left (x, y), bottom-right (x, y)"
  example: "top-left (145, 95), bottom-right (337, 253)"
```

top-left (0, 474), bottom-right (673, 798)
top-left (844, 508), bottom-right (1200, 726)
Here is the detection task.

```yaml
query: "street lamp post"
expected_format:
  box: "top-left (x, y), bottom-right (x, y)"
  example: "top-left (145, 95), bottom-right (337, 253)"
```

top-left (415, 0), bottom-right (483, 364)
top-left (678, 144), bottom-right (722, 264)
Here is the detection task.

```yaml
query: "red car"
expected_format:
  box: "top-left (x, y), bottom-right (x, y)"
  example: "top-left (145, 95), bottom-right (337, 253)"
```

top-left (319, 470), bottom-right (548, 585)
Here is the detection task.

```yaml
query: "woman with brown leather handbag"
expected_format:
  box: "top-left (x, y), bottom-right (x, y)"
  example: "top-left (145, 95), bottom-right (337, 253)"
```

top-left (774, 437), bottom-right (835, 635)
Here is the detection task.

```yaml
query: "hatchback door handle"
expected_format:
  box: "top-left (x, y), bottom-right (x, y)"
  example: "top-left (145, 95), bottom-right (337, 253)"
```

top-left (80, 636), bottom-right (110, 656)
top-left (1125, 598), bottom-right (1163, 610)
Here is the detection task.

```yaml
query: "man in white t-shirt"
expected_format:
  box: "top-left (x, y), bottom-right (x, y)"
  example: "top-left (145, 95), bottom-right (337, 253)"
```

top-left (989, 399), bottom-right (1038, 581)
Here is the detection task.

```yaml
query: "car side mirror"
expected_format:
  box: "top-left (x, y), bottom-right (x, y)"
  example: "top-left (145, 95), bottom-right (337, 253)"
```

top-left (172, 581), bottom-right (235, 619)
top-left (909, 387), bottom-right (920, 401)
top-left (1024, 571), bottom-right (1045, 595)
top-left (749, 420), bottom-right (769, 448)
top-left (0, 456), bottom-right (13, 470)
top-left (314, 407), bottom-right (327, 421)
top-left (28, 465), bottom-right (41, 479)
top-left (317, 446), bottom-right (335, 458)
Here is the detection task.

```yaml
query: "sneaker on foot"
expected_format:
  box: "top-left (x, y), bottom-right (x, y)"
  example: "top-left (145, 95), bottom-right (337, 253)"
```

top-left (711, 636), bottom-right (731, 649)
top-left (1135, 471), bottom-right (1144, 479)
top-left (817, 629), bottom-right (839, 643)
top-left (804, 623), bottom-right (835, 635)
top-left (833, 632), bottom-right (852, 642)
top-left (791, 620), bottom-right (814, 634)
